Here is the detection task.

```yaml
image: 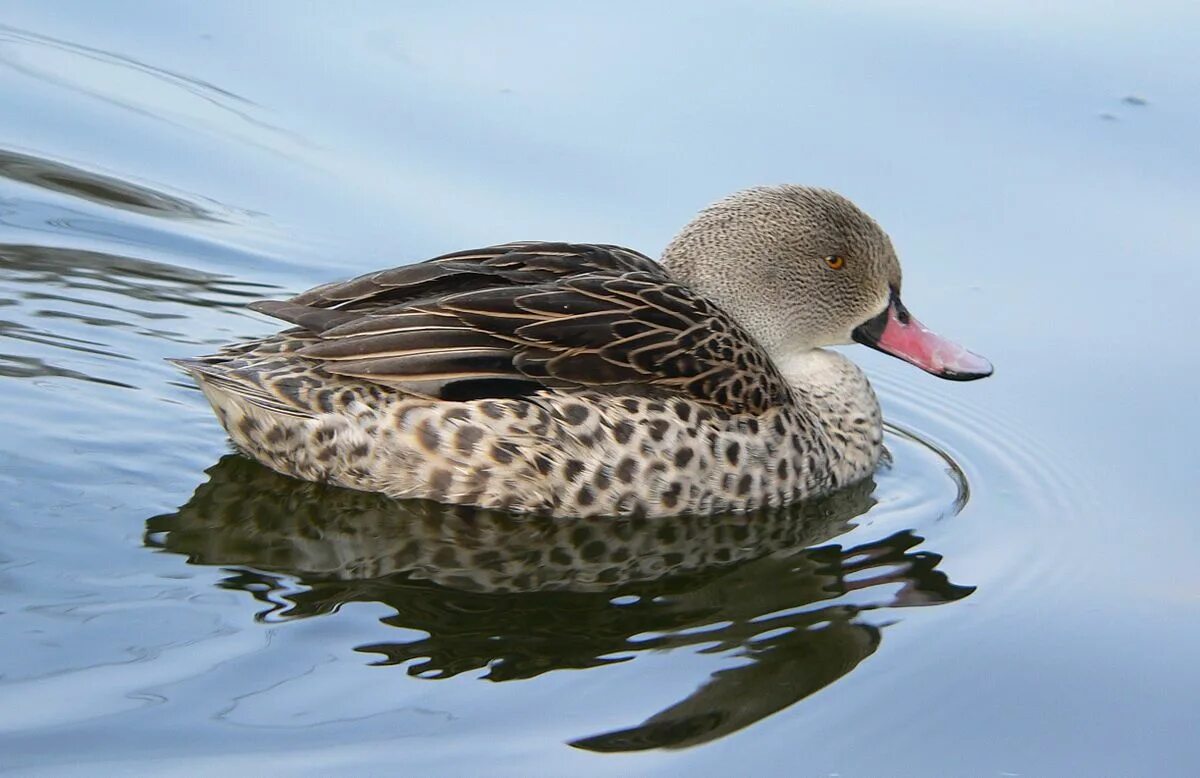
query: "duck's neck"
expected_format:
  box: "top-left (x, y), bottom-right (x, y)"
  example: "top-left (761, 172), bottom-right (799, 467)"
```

top-left (777, 349), bottom-right (884, 481)
top-left (662, 251), bottom-right (794, 357)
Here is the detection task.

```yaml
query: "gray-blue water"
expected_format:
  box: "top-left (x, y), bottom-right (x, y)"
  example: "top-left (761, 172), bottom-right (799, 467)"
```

top-left (1, 2), bottom-right (1198, 775)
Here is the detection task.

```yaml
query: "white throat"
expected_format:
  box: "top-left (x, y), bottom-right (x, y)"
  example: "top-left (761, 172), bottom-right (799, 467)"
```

top-left (775, 349), bottom-right (865, 392)
top-left (775, 348), bottom-right (884, 480)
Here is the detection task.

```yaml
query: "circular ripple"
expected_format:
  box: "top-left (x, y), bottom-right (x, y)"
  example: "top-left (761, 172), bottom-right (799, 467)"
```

top-left (865, 367), bottom-right (1094, 599)
top-left (872, 370), bottom-right (1082, 515)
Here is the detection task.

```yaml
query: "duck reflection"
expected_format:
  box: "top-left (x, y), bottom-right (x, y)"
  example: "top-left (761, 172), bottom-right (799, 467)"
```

top-left (147, 454), bottom-right (973, 751)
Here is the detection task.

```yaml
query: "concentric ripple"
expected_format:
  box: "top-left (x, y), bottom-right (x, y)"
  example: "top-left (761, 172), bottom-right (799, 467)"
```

top-left (871, 367), bottom-right (1084, 522)
top-left (866, 365), bottom-right (1095, 611)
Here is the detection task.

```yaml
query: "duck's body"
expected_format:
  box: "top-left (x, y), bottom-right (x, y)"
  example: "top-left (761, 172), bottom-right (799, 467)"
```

top-left (177, 187), bottom-right (990, 517)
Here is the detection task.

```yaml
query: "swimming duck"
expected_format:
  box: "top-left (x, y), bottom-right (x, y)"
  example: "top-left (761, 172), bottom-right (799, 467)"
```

top-left (174, 185), bottom-right (991, 518)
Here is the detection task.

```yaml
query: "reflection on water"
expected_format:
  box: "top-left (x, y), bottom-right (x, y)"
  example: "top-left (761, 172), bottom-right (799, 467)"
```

top-left (0, 243), bottom-right (271, 309)
top-left (0, 243), bottom-right (279, 385)
top-left (148, 455), bottom-right (972, 751)
top-left (0, 147), bottom-right (217, 220)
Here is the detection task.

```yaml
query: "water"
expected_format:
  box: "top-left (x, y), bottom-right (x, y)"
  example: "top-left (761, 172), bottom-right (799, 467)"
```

top-left (1, 2), bottom-right (1198, 774)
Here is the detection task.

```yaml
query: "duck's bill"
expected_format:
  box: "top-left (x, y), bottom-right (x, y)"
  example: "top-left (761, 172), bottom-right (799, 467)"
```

top-left (852, 294), bottom-right (993, 381)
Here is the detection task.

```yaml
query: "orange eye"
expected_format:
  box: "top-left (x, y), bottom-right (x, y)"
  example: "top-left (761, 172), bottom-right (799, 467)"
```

top-left (825, 255), bottom-right (845, 270)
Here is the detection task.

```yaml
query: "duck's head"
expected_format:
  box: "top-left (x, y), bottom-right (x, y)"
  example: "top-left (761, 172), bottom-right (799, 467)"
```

top-left (662, 185), bottom-right (992, 381)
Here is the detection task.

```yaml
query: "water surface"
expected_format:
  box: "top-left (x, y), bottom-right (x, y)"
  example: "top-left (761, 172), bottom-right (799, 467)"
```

top-left (1, 2), bottom-right (1198, 775)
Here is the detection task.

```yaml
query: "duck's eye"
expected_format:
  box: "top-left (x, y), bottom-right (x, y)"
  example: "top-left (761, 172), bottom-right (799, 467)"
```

top-left (825, 255), bottom-right (845, 270)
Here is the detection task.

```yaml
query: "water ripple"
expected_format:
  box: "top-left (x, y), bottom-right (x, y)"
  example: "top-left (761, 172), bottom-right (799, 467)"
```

top-left (0, 242), bottom-right (282, 388)
top-left (0, 147), bottom-right (219, 221)
top-left (0, 24), bottom-right (314, 158)
top-left (871, 369), bottom-right (1084, 522)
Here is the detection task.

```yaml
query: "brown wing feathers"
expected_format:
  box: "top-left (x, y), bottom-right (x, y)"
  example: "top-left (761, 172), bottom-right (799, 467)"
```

top-left (247, 243), bottom-right (788, 414)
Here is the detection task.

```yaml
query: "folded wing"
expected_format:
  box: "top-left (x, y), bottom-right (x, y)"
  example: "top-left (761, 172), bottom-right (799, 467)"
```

top-left (248, 242), bottom-right (789, 415)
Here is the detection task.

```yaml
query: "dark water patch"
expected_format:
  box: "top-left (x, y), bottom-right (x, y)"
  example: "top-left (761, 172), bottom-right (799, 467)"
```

top-left (0, 243), bottom-right (276, 309)
top-left (0, 147), bottom-right (218, 221)
top-left (0, 243), bottom-right (284, 389)
top-left (0, 351), bottom-right (134, 387)
top-left (0, 318), bottom-right (131, 360)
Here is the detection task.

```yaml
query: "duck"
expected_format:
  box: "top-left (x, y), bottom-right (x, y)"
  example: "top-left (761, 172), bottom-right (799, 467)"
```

top-left (173, 185), bottom-right (992, 518)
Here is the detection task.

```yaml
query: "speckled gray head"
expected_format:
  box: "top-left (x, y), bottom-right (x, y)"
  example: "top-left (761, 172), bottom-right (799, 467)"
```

top-left (662, 185), bottom-right (992, 381)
